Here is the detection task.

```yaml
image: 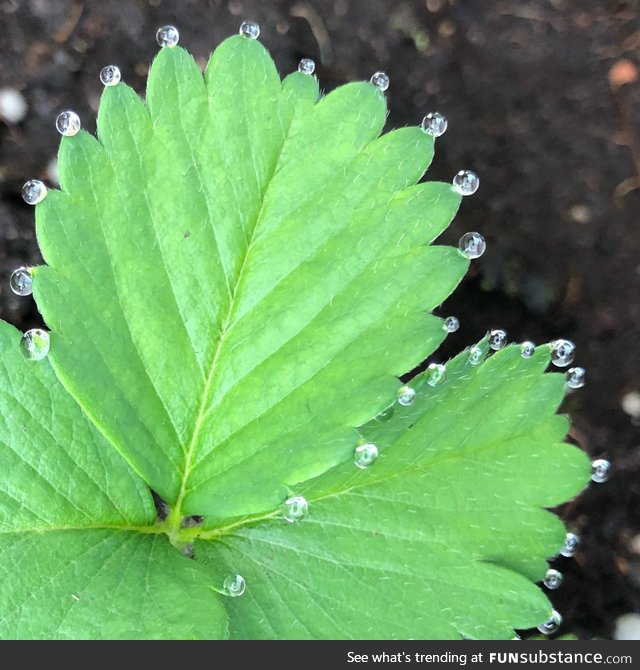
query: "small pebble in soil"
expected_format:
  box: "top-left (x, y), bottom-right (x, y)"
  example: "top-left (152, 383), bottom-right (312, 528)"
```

top-left (614, 613), bottom-right (640, 640)
top-left (452, 170), bottom-right (479, 195)
top-left (560, 532), bottom-right (579, 558)
top-left (0, 87), bottom-right (28, 124)
top-left (489, 329), bottom-right (507, 351)
top-left (566, 367), bottom-right (586, 389)
top-left (298, 58), bottom-right (315, 75)
top-left (426, 363), bottom-right (446, 387)
top-left (223, 574), bottom-right (246, 597)
top-left (282, 495), bottom-right (308, 523)
top-left (156, 25), bottom-right (179, 48)
top-left (56, 111), bottom-right (81, 137)
top-left (520, 341), bottom-right (536, 358)
top-left (354, 442), bottom-right (379, 469)
top-left (543, 568), bottom-right (563, 590)
top-left (458, 232), bottom-right (486, 259)
top-left (537, 610), bottom-right (562, 635)
top-left (550, 339), bottom-right (576, 367)
top-left (46, 157), bottom-right (59, 186)
top-left (443, 316), bottom-right (459, 333)
top-left (621, 391), bottom-right (640, 420)
top-left (421, 112), bottom-right (448, 137)
top-left (396, 385), bottom-right (416, 406)
top-left (370, 71), bottom-right (390, 92)
top-left (9, 267), bottom-right (32, 296)
top-left (591, 458), bottom-right (611, 484)
top-left (239, 21), bottom-right (260, 39)
top-left (100, 65), bottom-right (121, 87)
top-left (21, 180), bottom-right (47, 205)
top-left (20, 329), bottom-right (50, 361)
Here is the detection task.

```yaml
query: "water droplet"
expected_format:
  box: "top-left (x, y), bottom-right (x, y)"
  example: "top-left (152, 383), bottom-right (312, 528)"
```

top-left (520, 341), bottom-right (536, 358)
top-left (370, 71), bottom-right (389, 92)
top-left (458, 232), bottom-right (486, 259)
top-left (156, 25), bottom-right (179, 48)
top-left (426, 363), bottom-right (446, 387)
top-left (566, 367), bottom-right (586, 389)
top-left (468, 345), bottom-right (484, 366)
top-left (223, 574), bottom-right (246, 597)
top-left (375, 406), bottom-right (394, 422)
top-left (421, 112), bottom-right (448, 137)
top-left (354, 442), bottom-right (379, 469)
top-left (396, 385), bottom-right (416, 406)
top-left (591, 458), bottom-right (611, 483)
top-left (489, 329), bottom-right (507, 351)
top-left (239, 21), bottom-right (260, 39)
top-left (10, 267), bottom-right (32, 296)
top-left (55, 111), bottom-right (81, 137)
top-left (20, 329), bottom-right (50, 361)
top-left (560, 532), bottom-right (579, 558)
top-left (298, 58), bottom-right (316, 75)
top-left (100, 65), bottom-right (121, 87)
top-left (550, 339), bottom-right (576, 367)
top-left (443, 316), bottom-right (459, 333)
top-left (543, 568), bottom-right (563, 590)
top-left (537, 610), bottom-right (562, 635)
top-left (282, 495), bottom-right (308, 523)
top-left (452, 170), bottom-right (479, 195)
top-left (21, 179), bottom-right (47, 205)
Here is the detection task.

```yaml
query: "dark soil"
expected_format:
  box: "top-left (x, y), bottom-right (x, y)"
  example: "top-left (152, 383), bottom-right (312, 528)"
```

top-left (1, 0), bottom-right (639, 639)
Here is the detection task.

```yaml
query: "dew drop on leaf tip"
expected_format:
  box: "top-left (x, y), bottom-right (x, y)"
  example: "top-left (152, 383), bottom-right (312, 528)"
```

top-left (452, 170), bottom-right (479, 195)
top-left (591, 458), bottom-right (610, 484)
top-left (10, 267), bottom-right (32, 296)
top-left (354, 442), bottom-right (379, 469)
top-left (489, 329), bottom-right (507, 351)
top-left (468, 345), bottom-right (484, 366)
top-left (560, 532), bottom-right (579, 558)
top-left (223, 574), bottom-right (246, 597)
top-left (100, 65), bottom-right (121, 87)
top-left (370, 71), bottom-right (389, 92)
top-left (566, 366), bottom-right (585, 389)
top-left (421, 112), bottom-right (448, 137)
top-left (426, 363), bottom-right (446, 387)
top-left (537, 610), bottom-right (562, 636)
top-left (21, 179), bottom-right (47, 205)
top-left (550, 339), bottom-right (576, 367)
top-left (282, 495), bottom-right (308, 523)
top-left (443, 316), bottom-right (459, 333)
top-left (396, 385), bottom-right (416, 406)
top-left (458, 232), bottom-right (486, 259)
top-left (520, 341), bottom-right (535, 358)
top-left (239, 21), bottom-right (260, 40)
top-left (543, 568), bottom-right (563, 590)
top-left (55, 111), bottom-right (81, 137)
top-left (298, 58), bottom-right (316, 75)
top-left (156, 25), bottom-right (179, 48)
top-left (20, 329), bottom-right (50, 361)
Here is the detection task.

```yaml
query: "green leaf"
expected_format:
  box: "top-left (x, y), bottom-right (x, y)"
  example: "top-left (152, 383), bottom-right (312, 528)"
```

top-left (0, 321), bottom-right (227, 639)
top-left (32, 36), bottom-right (466, 522)
top-left (199, 343), bottom-right (590, 639)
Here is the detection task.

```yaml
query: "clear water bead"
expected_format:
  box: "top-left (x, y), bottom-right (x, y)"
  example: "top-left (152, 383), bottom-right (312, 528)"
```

top-left (239, 21), bottom-right (260, 39)
top-left (489, 329), bottom-right (507, 351)
top-left (100, 65), bottom-right (121, 87)
top-left (421, 112), bottom-right (448, 137)
top-left (298, 58), bottom-right (316, 75)
top-left (223, 574), bottom-right (246, 597)
top-left (550, 339), bottom-right (576, 367)
top-left (396, 385), bottom-right (416, 406)
top-left (55, 111), bottom-right (81, 137)
top-left (543, 568), bottom-right (564, 590)
top-left (283, 495), bottom-right (308, 523)
top-left (156, 25), bottom-right (179, 48)
top-left (426, 363), bottom-right (446, 387)
top-left (458, 232), bottom-right (486, 259)
top-left (10, 267), bottom-right (32, 296)
top-left (370, 71), bottom-right (389, 92)
top-left (560, 532), bottom-right (579, 558)
top-left (443, 316), bottom-right (460, 333)
top-left (566, 367), bottom-right (586, 389)
top-left (354, 442), bottom-right (379, 469)
top-left (591, 458), bottom-right (611, 484)
top-left (520, 341), bottom-right (536, 358)
top-left (20, 329), bottom-right (50, 361)
top-left (452, 170), bottom-right (479, 195)
top-left (537, 610), bottom-right (562, 636)
top-left (22, 179), bottom-right (47, 205)
top-left (468, 345), bottom-right (484, 366)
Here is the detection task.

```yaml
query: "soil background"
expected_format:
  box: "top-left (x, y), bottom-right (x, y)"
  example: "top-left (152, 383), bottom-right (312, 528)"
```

top-left (1, 0), bottom-right (640, 639)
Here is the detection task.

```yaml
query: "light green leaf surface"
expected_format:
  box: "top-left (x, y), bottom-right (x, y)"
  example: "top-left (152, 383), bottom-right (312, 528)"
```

top-left (199, 343), bottom-right (590, 639)
top-left (0, 321), bottom-right (227, 639)
top-left (32, 36), bottom-right (466, 521)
